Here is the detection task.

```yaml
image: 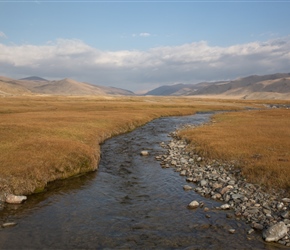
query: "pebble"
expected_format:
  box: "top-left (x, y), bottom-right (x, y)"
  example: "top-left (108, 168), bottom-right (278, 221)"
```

top-left (2, 222), bottom-right (17, 228)
top-left (188, 200), bottom-right (199, 209)
top-left (156, 127), bottom-right (290, 245)
top-left (183, 185), bottom-right (193, 191)
top-left (140, 150), bottom-right (149, 156)
top-left (220, 204), bottom-right (230, 210)
top-left (5, 194), bottom-right (27, 204)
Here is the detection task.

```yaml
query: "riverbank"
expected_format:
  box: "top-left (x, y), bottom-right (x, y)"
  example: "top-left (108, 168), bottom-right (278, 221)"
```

top-left (0, 112), bottom-right (271, 249)
top-left (178, 108), bottom-right (290, 194)
top-left (1, 96), bottom-right (254, 202)
top-left (157, 123), bottom-right (290, 246)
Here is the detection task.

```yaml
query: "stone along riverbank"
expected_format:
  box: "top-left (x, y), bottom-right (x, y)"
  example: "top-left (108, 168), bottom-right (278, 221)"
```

top-left (156, 125), bottom-right (290, 247)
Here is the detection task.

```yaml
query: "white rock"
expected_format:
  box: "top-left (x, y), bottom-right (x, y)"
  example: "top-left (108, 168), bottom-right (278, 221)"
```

top-left (196, 157), bottom-right (202, 162)
top-left (5, 194), bottom-right (27, 204)
top-left (220, 204), bottom-right (230, 210)
top-left (188, 200), bottom-right (199, 209)
top-left (140, 150), bottom-right (149, 156)
top-left (2, 222), bottom-right (17, 228)
top-left (282, 198), bottom-right (290, 203)
top-left (200, 179), bottom-right (207, 187)
top-left (263, 222), bottom-right (288, 242)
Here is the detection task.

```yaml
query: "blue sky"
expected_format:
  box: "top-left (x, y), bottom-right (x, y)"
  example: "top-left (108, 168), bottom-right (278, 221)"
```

top-left (0, 1), bottom-right (290, 92)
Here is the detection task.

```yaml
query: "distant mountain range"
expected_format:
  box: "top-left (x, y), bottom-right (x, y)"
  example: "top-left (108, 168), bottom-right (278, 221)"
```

top-left (1, 73), bottom-right (290, 99)
top-left (0, 76), bottom-right (134, 96)
top-left (144, 73), bottom-right (290, 99)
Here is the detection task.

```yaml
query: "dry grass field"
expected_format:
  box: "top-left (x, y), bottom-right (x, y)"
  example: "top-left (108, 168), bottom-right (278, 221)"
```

top-left (0, 95), bottom-right (252, 197)
top-left (178, 107), bottom-right (290, 195)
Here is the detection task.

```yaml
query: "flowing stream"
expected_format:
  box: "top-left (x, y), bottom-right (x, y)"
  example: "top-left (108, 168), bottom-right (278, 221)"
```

top-left (0, 113), bottom-right (283, 249)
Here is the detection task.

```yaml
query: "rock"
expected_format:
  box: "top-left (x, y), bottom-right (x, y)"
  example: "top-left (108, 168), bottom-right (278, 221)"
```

top-left (140, 150), bottom-right (149, 156)
top-left (252, 223), bottom-right (264, 230)
top-left (220, 187), bottom-right (230, 195)
top-left (180, 170), bottom-right (187, 176)
top-left (5, 194), bottom-right (27, 204)
top-left (212, 182), bottom-right (223, 190)
top-left (277, 202), bottom-right (284, 210)
top-left (248, 229), bottom-right (255, 235)
top-left (282, 198), bottom-right (290, 203)
top-left (196, 157), bottom-right (202, 162)
top-left (220, 204), bottom-right (230, 210)
top-left (228, 180), bottom-right (235, 185)
top-left (229, 229), bottom-right (236, 234)
top-left (263, 222), bottom-right (288, 242)
top-left (171, 160), bottom-right (177, 166)
top-left (186, 177), bottom-right (193, 182)
top-left (281, 211), bottom-right (289, 219)
top-left (200, 179), bottom-right (207, 187)
top-left (183, 185), bottom-right (193, 191)
top-left (2, 222), bottom-right (17, 228)
top-left (188, 200), bottom-right (199, 209)
top-left (231, 194), bottom-right (244, 200)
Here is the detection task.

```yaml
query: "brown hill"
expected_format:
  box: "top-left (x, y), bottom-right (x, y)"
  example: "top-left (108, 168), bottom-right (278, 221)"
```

top-left (0, 76), bottom-right (31, 96)
top-left (0, 76), bottom-right (134, 96)
top-left (145, 73), bottom-right (290, 100)
top-left (31, 78), bottom-right (106, 95)
top-left (190, 73), bottom-right (290, 99)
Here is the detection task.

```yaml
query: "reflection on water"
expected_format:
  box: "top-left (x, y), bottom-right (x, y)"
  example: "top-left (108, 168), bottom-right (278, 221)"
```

top-left (0, 113), bottom-right (282, 249)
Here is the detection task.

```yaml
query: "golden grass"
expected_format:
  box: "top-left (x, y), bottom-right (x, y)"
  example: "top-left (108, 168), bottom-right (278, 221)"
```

top-left (0, 95), bottom-right (252, 196)
top-left (178, 108), bottom-right (290, 195)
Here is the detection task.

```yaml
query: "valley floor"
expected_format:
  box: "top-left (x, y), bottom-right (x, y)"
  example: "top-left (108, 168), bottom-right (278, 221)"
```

top-left (0, 95), bottom-right (289, 199)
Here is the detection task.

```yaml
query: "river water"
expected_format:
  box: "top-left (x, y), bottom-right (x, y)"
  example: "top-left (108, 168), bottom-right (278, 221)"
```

top-left (0, 113), bottom-right (284, 249)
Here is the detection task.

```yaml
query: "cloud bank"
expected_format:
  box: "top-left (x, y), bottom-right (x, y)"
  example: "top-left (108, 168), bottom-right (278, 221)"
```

top-left (0, 37), bottom-right (290, 92)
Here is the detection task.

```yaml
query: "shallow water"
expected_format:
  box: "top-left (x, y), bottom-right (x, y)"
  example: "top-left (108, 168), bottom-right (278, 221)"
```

top-left (0, 113), bottom-right (284, 249)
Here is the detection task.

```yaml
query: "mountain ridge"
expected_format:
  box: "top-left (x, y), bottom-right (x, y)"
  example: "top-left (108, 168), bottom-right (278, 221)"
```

top-left (0, 76), bottom-right (134, 96)
top-left (144, 73), bottom-right (290, 100)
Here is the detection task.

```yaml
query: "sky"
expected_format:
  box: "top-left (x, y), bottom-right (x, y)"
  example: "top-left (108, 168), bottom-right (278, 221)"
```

top-left (0, 0), bottom-right (290, 93)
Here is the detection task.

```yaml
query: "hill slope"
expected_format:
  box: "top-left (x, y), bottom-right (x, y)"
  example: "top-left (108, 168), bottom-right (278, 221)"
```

top-left (0, 76), bottom-right (134, 96)
top-left (145, 73), bottom-right (290, 99)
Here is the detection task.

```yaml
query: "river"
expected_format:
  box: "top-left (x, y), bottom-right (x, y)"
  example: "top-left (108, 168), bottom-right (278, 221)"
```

top-left (0, 113), bottom-right (283, 249)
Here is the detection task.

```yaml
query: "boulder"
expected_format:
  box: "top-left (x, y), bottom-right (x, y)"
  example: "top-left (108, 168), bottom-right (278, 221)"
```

top-left (262, 222), bottom-right (288, 242)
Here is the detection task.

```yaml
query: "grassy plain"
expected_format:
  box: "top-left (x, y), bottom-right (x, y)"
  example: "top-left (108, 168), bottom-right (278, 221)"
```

top-left (178, 107), bottom-right (290, 195)
top-left (0, 95), bottom-right (253, 197)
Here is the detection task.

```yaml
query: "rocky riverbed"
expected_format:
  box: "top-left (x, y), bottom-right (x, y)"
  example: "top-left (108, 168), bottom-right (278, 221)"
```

top-left (156, 125), bottom-right (290, 247)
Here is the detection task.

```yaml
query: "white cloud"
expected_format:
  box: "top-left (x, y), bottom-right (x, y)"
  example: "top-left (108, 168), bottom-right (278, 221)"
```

top-left (132, 32), bottom-right (151, 38)
top-left (0, 31), bottom-right (7, 39)
top-left (139, 33), bottom-right (151, 37)
top-left (0, 37), bottom-right (290, 92)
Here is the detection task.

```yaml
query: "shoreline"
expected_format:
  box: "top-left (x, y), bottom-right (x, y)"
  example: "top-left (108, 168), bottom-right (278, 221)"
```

top-left (156, 125), bottom-right (290, 246)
